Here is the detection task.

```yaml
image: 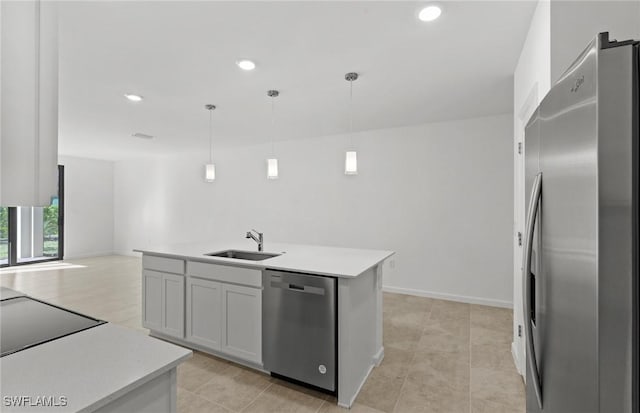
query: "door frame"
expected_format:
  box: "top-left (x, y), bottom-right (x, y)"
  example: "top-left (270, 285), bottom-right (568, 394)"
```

top-left (513, 84), bottom-right (539, 377)
top-left (0, 165), bottom-right (64, 268)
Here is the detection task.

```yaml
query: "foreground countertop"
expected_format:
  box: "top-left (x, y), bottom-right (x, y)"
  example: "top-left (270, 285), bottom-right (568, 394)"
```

top-left (0, 314), bottom-right (191, 412)
top-left (135, 241), bottom-right (394, 278)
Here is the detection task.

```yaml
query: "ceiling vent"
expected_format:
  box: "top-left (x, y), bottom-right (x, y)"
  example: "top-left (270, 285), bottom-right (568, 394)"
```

top-left (132, 133), bottom-right (154, 139)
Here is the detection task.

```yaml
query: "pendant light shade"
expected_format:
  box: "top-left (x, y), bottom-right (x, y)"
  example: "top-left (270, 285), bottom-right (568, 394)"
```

top-left (267, 158), bottom-right (278, 179)
top-left (205, 164), bottom-right (216, 181)
top-left (345, 151), bottom-right (358, 175)
top-left (267, 90), bottom-right (279, 179)
top-left (344, 72), bottom-right (359, 175)
top-left (204, 104), bottom-right (216, 182)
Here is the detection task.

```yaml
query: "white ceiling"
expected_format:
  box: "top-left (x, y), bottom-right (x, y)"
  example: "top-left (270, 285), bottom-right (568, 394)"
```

top-left (57, 1), bottom-right (536, 160)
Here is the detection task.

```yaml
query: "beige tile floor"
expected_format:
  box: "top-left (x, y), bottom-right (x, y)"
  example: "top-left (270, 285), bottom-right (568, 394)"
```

top-left (1, 255), bottom-right (525, 413)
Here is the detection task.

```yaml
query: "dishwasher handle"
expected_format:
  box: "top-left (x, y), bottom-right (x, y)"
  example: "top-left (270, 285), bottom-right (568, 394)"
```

top-left (269, 281), bottom-right (326, 296)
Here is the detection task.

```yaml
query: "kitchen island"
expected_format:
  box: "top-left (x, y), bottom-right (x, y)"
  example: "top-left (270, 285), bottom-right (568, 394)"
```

top-left (0, 288), bottom-right (191, 413)
top-left (135, 241), bottom-right (394, 408)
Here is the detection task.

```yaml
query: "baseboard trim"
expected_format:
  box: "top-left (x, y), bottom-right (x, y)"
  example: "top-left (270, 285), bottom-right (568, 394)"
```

top-left (149, 331), bottom-right (267, 373)
top-left (382, 285), bottom-right (513, 308)
top-left (338, 362), bottom-right (375, 409)
top-left (63, 251), bottom-right (116, 260)
top-left (512, 341), bottom-right (524, 378)
top-left (114, 250), bottom-right (140, 257)
top-left (373, 346), bottom-right (385, 367)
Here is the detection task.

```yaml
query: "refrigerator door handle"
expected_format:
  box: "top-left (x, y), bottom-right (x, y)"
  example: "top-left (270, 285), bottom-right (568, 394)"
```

top-left (523, 172), bottom-right (543, 409)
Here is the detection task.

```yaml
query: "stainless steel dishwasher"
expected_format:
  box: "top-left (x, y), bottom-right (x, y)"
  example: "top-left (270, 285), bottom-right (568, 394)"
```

top-left (262, 270), bottom-right (337, 392)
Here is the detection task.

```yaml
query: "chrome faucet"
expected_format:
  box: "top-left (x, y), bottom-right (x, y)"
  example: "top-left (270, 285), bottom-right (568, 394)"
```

top-left (246, 229), bottom-right (264, 251)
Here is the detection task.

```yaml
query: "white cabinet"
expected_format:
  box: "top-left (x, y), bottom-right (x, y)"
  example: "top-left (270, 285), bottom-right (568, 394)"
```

top-left (186, 261), bottom-right (261, 287)
top-left (142, 270), bottom-right (185, 338)
top-left (186, 277), bottom-right (222, 350)
top-left (142, 270), bottom-right (163, 331)
top-left (221, 283), bottom-right (262, 364)
top-left (143, 255), bottom-right (185, 275)
top-left (162, 273), bottom-right (185, 338)
top-left (142, 256), bottom-right (263, 365)
top-left (184, 262), bottom-right (262, 365)
top-left (141, 255), bottom-right (185, 339)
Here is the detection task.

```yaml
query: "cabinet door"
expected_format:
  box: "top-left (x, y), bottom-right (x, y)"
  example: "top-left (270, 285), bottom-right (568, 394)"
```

top-left (142, 270), bottom-right (163, 331)
top-left (186, 277), bottom-right (222, 350)
top-left (221, 284), bottom-right (262, 364)
top-left (161, 273), bottom-right (184, 338)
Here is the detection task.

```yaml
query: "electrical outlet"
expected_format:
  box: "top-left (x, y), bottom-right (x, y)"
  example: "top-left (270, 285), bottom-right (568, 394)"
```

top-left (518, 325), bottom-right (522, 337)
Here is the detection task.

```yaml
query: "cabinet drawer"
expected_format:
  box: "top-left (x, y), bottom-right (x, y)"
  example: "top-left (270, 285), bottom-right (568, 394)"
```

top-left (143, 255), bottom-right (185, 275)
top-left (187, 261), bottom-right (261, 287)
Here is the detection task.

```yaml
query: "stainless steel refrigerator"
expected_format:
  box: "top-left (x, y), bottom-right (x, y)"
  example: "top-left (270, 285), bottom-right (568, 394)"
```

top-left (523, 32), bottom-right (638, 413)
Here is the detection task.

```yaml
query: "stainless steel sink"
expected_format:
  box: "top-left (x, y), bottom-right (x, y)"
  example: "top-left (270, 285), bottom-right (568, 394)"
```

top-left (205, 250), bottom-right (280, 261)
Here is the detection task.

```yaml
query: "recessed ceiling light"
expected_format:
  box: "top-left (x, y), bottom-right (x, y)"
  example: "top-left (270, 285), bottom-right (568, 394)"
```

top-left (236, 59), bottom-right (256, 71)
top-left (124, 93), bottom-right (143, 102)
top-left (418, 5), bottom-right (442, 22)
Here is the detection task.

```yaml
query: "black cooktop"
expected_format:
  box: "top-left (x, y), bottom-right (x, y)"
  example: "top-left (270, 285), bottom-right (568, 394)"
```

top-left (0, 296), bottom-right (106, 357)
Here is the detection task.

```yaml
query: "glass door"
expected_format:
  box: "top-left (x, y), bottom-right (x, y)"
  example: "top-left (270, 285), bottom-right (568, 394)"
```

top-left (15, 204), bottom-right (61, 263)
top-left (1, 165), bottom-right (64, 267)
top-left (0, 207), bottom-right (8, 266)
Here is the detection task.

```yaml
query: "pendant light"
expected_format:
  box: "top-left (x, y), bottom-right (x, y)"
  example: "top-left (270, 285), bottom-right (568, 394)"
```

top-left (344, 72), bottom-right (359, 175)
top-left (267, 90), bottom-right (279, 179)
top-left (204, 104), bottom-right (216, 182)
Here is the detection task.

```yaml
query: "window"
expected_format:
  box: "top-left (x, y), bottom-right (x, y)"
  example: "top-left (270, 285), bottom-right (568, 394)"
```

top-left (0, 165), bottom-right (64, 267)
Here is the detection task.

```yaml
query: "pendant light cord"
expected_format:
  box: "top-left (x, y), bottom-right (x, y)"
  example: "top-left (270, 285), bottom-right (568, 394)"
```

top-left (209, 109), bottom-right (213, 163)
top-left (349, 78), bottom-right (354, 148)
top-left (271, 95), bottom-right (275, 155)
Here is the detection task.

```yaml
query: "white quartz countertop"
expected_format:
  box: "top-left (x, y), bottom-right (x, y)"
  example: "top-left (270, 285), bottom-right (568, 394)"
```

top-left (135, 241), bottom-right (394, 278)
top-left (0, 321), bottom-right (191, 412)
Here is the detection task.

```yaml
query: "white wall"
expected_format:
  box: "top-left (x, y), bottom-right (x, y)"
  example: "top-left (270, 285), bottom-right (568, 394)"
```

top-left (550, 0), bottom-right (640, 85)
top-left (114, 114), bottom-right (514, 307)
top-left (59, 156), bottom-right (114, 258)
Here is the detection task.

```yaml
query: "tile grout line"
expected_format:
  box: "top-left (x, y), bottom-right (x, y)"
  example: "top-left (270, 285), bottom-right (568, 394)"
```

top-left (179, 386), bottom-right (232, 412)
top-left (183, 359), bottom-right (240, 395)
top-left (238, 380), bottom-right (274, 412)
top-left (390, 341), bottom-right (416, 413)
top-left (184, 365), bottom-right (217, 395)
top-left (390, 305), bottom-right (431, 413)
